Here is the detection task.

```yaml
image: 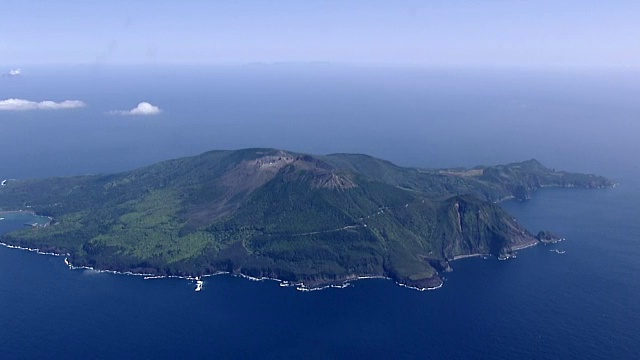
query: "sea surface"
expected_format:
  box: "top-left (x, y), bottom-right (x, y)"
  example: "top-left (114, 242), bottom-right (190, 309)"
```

top-left (1, 65), bottom-right (639, 359)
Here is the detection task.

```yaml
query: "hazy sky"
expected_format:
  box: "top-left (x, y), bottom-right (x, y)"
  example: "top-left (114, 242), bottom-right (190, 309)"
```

top-left (1, 0), bottom-right (639, 67)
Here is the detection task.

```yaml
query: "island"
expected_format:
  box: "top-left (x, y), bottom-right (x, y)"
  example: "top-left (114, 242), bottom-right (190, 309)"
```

top-left (0, 149), bottom-right (613, 290)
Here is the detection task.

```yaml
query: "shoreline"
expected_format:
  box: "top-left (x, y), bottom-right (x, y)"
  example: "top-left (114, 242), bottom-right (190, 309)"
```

top-left (237, 273), bottom-right (446, 292)
top-left (0, 214), bottom-right (544, 293)
top-left (0, 241), bottom-right (66, 257)
top-left (0, 210), bottom-right (53, 225)
top-left (397, 281), bottom-right (444, 292)
top-left (0, 240), bottom-right (445, 292)
top-left (0, 235), bottom-right (546, 293)
top-left (449, 238), bottom-right (541, 263)
top-left (510, 240), bottom-right (539, 251)
top-left (493, 182), bottom-right (617, 204)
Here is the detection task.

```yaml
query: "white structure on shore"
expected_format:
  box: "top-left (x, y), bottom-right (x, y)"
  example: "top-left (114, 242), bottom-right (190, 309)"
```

top-left (195, 278), bottom-right (204, 292)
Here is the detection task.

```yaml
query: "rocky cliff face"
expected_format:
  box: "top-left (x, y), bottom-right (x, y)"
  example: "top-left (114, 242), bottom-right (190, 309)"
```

top-left (438, 196), bottom-right (537, 260)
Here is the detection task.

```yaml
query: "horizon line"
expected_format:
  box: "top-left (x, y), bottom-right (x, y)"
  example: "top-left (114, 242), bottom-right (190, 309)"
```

top-left (2, 62), bottom-right (639, 72)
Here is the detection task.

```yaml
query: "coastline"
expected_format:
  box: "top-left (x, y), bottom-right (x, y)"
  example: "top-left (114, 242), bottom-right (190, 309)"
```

top-left (0, 241), bottom-right (208, 291)
top-left (510, 240), bottom-right (539, 251)
top-left (0, 240), bottom-right (66, 257)
top-left (0, 240), bottom-right (445, 292)
top-left (0, 226), bottom-right (546, 293)
top-left (0, 207), bottom-right (549, 293)
top-left (0, 206), bottom-right (546, 293)
top-left (0, 210), bottom-right (53, 225)
top-left (493, 181), bottom-right (617, 205)
top-left (448, 238), bottom-right (541, 263)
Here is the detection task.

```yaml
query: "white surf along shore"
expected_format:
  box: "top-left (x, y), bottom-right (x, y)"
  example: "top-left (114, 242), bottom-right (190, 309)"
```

top-left (0, 230), bottom-right (547, 293)
top-left (0, 212), bottom-right (445, 292)
top-left (0, 238), bottom-right (445, 292)
top-left (0, 210), bottom-right (549, 293)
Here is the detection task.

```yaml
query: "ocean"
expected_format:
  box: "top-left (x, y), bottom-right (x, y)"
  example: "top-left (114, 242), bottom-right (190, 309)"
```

top-left (1, 65), bottom-right (639, 359)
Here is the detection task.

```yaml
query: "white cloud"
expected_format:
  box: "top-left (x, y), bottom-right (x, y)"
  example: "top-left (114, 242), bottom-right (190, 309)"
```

top-left (108, 102), bottom-right (162, 116)
top-left (2, 69), bottom-right (21, 77)
top-left (0, 98), bottom-right (86, 111)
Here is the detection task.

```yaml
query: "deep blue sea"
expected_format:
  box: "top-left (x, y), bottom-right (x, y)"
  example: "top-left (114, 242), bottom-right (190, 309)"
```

top-left (1, 65), bottom-right (639, 359)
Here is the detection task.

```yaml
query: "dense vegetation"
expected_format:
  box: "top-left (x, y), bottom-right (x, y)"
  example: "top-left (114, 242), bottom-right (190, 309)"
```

top-left (0, 148), bottom-right (612, 288)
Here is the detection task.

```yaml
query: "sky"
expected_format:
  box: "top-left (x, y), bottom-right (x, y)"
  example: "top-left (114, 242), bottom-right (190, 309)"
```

top-left (1, 0), bottom-right (639, 68)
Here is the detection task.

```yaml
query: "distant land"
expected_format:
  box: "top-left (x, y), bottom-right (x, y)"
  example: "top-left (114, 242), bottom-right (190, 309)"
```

top-left (0, 149), bottom-right (613, 290)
